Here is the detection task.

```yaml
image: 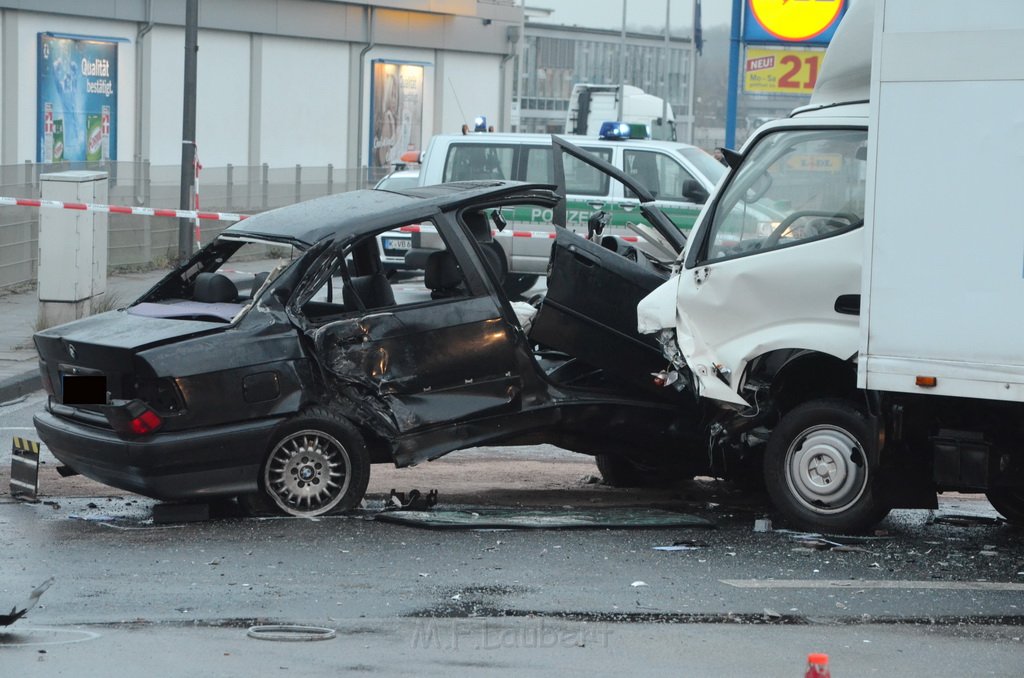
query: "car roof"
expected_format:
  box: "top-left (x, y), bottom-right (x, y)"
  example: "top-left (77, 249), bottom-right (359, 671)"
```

top-left (430, 132), bottom-right (702, 153)
top-left (224, 180), bottom-right (554, 246)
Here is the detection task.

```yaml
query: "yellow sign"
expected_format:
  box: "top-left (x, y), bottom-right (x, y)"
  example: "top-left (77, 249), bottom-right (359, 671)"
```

top-left (744, 46), bottom-right (825, 94)
top-left (749, 0), bottom-right (844, 41)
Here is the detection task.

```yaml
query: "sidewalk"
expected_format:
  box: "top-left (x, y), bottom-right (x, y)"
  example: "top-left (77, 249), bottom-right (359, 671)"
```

top-left (0, 268), bottom-right (171, 403)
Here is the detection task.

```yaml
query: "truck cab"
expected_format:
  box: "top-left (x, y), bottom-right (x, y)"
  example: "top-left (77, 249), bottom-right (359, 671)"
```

top-left (638, 0), bottom-right (1024, 532)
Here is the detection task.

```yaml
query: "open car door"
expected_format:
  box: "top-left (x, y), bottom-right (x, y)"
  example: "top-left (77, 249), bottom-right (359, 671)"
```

top-left (528, 137), bottom-right (688, 396)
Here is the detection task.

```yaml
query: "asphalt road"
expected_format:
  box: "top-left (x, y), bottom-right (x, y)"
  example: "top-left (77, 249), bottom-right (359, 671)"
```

top-left (2, 391), bottom-right (1023, 676)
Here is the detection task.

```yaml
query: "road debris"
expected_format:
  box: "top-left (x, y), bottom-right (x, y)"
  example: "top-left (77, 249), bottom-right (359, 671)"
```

top-left (1, 577), bottom-right (54, 627)
top-left (387, 488), bottom-right (438, 511)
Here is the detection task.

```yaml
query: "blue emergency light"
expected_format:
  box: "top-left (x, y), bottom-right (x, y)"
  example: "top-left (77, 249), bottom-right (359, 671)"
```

top-left (474, 116), bottom-right (488, 132)
top-left (598, 121), bottom-right (650, 140)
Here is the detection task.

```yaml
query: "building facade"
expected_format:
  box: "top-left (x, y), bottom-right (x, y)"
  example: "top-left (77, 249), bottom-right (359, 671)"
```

top-left (0, 0), bottom-right (522, 169)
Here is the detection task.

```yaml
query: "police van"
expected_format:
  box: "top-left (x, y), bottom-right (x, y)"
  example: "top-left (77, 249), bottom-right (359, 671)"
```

top-left (405, 127), bottom-right (727, 295)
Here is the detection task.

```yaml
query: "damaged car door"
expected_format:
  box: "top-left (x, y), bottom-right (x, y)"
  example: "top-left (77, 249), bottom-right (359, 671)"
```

top-left (296, 214), bottom-right (524, 433)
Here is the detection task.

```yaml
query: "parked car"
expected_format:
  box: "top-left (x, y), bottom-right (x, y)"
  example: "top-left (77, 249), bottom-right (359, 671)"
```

top-left (373, 168), bottom-right (420, 276)
top-left (32, 140), bottom-right (708, 517)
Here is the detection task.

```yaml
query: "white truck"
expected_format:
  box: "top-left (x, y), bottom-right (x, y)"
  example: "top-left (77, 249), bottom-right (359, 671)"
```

top-left (567, 84), bottom-right (676, 141)
top-left (637, 0), bottom-right (1024, 532)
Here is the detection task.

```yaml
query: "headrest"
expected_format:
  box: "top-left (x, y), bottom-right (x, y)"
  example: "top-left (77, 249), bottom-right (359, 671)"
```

top-left (193, 272), bottom-right (238, 303)
top-left (463, 211), bottom-right (493, 242)
top-left (424, 250), bottom-right (463, 291)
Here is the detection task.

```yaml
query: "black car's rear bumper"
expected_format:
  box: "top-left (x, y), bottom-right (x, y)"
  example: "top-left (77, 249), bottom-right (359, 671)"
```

top-left (33, 410), bottom-right (287, 501)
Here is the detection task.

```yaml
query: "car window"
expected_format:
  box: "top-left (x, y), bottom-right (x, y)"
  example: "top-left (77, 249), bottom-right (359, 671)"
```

top-left (298, 220), bottom-right (467, 324)
top-left (522, 146), bottom-right (553, 184)
top-left (443, 144), bottom-right (515, 182)
top-left (522, 145), bottom-right (612, 196)
top-left (623, 150), bottom-right (701, 202)
top-left (697, 129), bottom-right (868, 263)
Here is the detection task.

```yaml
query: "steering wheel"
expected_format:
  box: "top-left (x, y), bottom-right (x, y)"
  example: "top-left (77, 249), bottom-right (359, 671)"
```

top-left (764, 210), bottom-right (860, 248)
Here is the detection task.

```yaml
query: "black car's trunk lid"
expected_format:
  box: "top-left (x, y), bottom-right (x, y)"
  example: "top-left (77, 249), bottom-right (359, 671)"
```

top-left (34, 309), bottom-right (229, 405)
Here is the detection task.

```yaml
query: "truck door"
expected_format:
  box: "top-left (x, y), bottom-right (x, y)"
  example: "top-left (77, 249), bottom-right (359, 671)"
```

top-left (674, 128), bottom-right (869, 405)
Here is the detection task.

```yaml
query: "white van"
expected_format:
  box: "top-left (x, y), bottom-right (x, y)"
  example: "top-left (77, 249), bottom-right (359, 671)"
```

top-left (406, 131), bottom-right (726, 295)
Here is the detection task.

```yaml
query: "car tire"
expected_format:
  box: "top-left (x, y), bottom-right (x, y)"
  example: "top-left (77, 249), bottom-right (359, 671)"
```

top-left (502, 273), bottom-right (539, 298)
top-left (251, 408), bottom-right (371, 517)
top-left (985, 489), bottom-right (1024, 526)
top-left (595, 454), bottom-right (680, 488)
top-left (764, 399), bottom-right (890, 533)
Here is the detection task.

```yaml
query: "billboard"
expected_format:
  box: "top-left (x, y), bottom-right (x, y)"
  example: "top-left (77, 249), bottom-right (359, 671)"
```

top-left (371, 60), bottom-right (424, 170)
top-left (37, 33), bottom-right (118, 162)
top-left (744, 46), bottom-right (826, 94)
top-left (744, 0), bottom-right (847, 45)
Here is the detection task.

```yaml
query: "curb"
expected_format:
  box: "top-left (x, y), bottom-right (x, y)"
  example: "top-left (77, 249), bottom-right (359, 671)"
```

top-left (0, 369), bottom-right (41, 405)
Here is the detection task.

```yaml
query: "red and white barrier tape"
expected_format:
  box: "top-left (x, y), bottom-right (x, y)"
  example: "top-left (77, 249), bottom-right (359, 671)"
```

top-left (398, 224), bottom-right (639, 242)
top-left (0, 196), bottom-right (248, 222)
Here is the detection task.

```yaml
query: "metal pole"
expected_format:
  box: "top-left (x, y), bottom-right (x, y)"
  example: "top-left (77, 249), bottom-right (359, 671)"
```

top-left (178, 0), bottom-right (199, 264)
top-left (725, 0), bottom-right (742, 149)
top-left (662, 0), bottom-right (670, 136)
top-left (619, 0), bottom-right (626, 120)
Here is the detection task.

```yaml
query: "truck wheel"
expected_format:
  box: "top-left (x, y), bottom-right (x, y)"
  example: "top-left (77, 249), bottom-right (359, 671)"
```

top-left (595, 454), bottom-right (681, 488)
top-left (985, 489), bottom-right (1024, 526)
top-left (248, 408), bottom-right (371, 517)
top-left (502, 274), bottom-right (539, 298)
top-left (764, 399), bottom-right (889, 533)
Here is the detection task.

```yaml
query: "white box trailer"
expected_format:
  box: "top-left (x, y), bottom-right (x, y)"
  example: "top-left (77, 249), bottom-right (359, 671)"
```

top-left (636, 0), bottom-right (1024, 533)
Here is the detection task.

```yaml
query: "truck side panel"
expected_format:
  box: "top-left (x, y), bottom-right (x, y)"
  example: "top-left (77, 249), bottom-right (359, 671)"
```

top-left (859, 1), bottom-right (1024, 401)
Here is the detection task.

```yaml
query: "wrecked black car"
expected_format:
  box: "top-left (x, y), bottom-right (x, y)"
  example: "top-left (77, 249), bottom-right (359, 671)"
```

top-left (33, 139), bottom-right (705, 517)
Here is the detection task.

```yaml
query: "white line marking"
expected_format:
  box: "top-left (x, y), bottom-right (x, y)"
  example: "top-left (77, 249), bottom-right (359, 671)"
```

top-left (720, 579), bottom-right (1024, 591)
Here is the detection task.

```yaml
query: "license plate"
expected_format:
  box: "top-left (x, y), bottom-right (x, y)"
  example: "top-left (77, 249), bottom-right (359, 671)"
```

top-left (61, 375), bottom-right (107, 405)
top-left (383, 237), bottom-right (411, 251)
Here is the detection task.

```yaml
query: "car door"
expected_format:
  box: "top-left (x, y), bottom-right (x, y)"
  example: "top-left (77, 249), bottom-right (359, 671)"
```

top-left (672, 127), bottom-right (869, 405)
top-left (298, 216), bottom-right (525, 432)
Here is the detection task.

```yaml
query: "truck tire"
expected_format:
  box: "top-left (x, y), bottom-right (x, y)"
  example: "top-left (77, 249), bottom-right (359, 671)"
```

top-left (240, 407), bottom-right (371, 517)
top-left (764, 399), bottom-right (890, 533)
top-left (595, 454), bottom-right (681, 488)
top-left (985, 489), bottom-right (1024, 526)
top-left (502, 274), bottom-right (539, 298)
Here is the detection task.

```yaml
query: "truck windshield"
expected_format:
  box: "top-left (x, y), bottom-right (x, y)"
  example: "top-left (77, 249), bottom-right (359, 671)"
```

top-left (698, 129), bottom-right (868, 262)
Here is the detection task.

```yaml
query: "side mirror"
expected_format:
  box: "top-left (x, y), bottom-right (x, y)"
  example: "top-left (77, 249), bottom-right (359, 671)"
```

top-left (490, 210), bottom-right (508, 233)
top-left (587, 210), bottom-right (610, 240)
top-left (681, 179), bottom-right (709, 204)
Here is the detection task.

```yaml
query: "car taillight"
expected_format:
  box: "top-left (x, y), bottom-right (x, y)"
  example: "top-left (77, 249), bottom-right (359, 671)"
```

top-left (39, 361), bottom-right (55, 396)
top-left (130, 410), bottom-right (163, 435)
top-left (105, 399), bottom-right (164, 437)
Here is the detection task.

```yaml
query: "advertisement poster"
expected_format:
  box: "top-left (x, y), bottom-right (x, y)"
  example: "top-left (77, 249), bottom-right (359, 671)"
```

top-left (744, 0), bottom-right (846, 45)
top-left (371, 61), bottom-right (423, 170)
top-left (37, 33), bottom-right (118, 162)
top-left (744, 46), bottom-right (826, 94)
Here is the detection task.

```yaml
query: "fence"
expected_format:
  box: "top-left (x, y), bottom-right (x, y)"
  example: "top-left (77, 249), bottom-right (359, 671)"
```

top-left (0, 160), bottom-right (391, 293)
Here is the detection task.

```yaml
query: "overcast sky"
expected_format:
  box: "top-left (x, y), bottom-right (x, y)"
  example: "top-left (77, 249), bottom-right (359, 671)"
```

top-left (528, 0), bottom-right (732, 33)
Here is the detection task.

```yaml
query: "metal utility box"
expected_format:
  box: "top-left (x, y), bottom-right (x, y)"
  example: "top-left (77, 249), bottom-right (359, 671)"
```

top-left (37, 171), bottom-right (108, 327)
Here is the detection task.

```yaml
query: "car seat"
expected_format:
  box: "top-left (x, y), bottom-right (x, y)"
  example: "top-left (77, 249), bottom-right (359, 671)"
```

top-left (342, 272), bottom-right (396, 310)
top-left (424, 250), bottom-right (464, 299)
top-left (193, 272), bottom-right (238, 303)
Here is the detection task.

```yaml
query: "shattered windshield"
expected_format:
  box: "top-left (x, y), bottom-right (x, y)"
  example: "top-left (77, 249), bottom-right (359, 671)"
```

top-left (699, 129), bottom-right (868, 262)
